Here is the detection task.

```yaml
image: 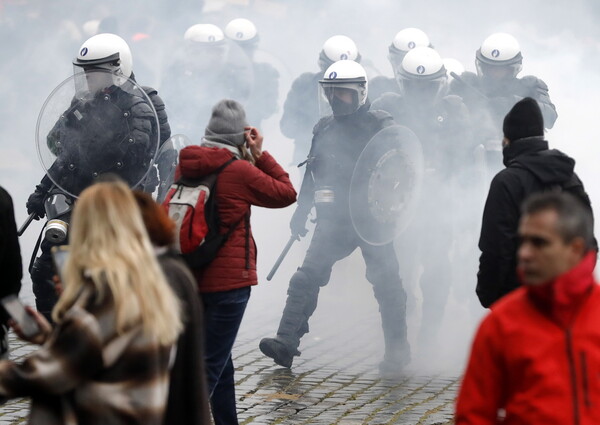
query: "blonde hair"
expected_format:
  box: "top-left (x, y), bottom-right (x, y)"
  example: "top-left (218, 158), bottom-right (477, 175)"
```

top-left (53, 181), bottom-right (182, 345)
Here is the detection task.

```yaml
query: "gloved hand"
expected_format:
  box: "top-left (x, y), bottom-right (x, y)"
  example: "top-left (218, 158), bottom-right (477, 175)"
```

top-left (290, 206), bottom-right (309, 238)
top-left (26, 190), bottom-right (46, 220)
top-left (26, 175), bottom-right (52, 220)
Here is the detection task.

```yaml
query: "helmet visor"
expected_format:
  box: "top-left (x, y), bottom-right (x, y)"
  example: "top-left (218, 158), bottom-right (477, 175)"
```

top-left (73, 67), bottom-right (119, 96)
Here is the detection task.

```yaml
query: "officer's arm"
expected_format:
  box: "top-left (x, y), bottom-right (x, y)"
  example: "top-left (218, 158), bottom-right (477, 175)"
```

top-left (280, 73), bottom-right (318, 139)
top-left (143, 87), bottom-right (171, 145)
top-left (521, 76), bottom-right (557, 129)
top-left (476, 173), bottom-right (521, 308)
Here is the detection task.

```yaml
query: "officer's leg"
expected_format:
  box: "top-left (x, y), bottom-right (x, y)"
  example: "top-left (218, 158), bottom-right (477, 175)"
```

top-left (30, 240), bottom-right (59, 322)
top-left (360, 241), bottom-right (410, 373)
top-left (260, 220), bottom-right (356, 367)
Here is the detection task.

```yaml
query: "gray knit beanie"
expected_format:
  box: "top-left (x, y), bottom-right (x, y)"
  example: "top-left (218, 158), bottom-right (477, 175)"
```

top-left (204, 99), bottom-right (249, 147)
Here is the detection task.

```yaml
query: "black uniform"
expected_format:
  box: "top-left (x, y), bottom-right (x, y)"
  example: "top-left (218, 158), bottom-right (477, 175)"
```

top-left (244, 61), bottom-right (279, 129)
top-left (368, 75), bottom-right (400, 103)
top-left (477, 138), bottom-right (593, 308)
top-left (160, 54), bottom-right (252, 140)
top-left (372, 92), bottom-right (474, 345)
top-left (449, 72), bottom-right (557, 174)
top-left (279, 72), bottom-right (322, 164)
top-left (271, 103), bottom-right (410, 367)
top-left (27, 83), bottom-right (160, 319)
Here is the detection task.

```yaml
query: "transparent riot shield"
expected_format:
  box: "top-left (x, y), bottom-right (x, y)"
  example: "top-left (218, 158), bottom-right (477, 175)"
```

top-left (154, 134), bottom-right (193, 203)
top-left (36, 69), bottom-right (160, 198)
top-left (349, 125), bottom-right (424, 245)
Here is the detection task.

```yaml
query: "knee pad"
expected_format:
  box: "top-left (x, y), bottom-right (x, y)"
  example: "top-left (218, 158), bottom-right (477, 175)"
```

top-left (288, 269), bottom-right (321, 296)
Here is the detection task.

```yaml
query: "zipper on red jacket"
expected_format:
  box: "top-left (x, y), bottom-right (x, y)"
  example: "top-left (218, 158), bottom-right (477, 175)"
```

top-left (566, 329), bottom-right (581, 425)
top-left (580, 351), bottom-right (591, 408)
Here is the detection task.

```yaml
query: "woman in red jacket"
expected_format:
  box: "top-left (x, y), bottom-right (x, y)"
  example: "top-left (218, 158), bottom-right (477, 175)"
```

top-left (177, 99), bottom-right (296, 425)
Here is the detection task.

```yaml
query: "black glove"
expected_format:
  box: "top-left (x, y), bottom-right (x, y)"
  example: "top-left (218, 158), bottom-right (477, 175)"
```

top-left (26, 175), bottom-right (52, 220)
top-left (290, 206), bottom-right (309, 238)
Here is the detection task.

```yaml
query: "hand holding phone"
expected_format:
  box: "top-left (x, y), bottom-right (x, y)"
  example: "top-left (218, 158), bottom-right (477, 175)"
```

top-left (1, 295), bottom-right (42, 339)
top-left (51, 245), bottom-right (69, 281)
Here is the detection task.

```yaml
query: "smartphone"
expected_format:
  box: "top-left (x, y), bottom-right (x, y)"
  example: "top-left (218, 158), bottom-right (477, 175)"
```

top-left (0, 295), bottom-right (41, 338)
top-left (51, 245), bottom-right (70, 280)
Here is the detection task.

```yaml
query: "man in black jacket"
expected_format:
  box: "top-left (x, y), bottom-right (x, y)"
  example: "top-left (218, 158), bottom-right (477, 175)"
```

top-left (0, 186), bottom-right (22, 357)
top-left (476, 97), bottom-right (593, 308)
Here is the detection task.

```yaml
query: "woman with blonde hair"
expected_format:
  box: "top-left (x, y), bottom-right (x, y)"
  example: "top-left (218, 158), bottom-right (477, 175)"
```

top-left (0, 181), bottom-right (182, 425)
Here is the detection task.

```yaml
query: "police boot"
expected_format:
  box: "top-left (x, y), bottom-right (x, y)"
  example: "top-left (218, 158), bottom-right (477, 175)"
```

top-left (259, 337), bottom-right (300, 368)
top-left (375, 284), bottom-right (411, 377)
top-left (260, 270), bottom-right (319, 368)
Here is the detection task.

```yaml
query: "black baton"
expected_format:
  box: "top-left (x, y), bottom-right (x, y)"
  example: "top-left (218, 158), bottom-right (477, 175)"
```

top-left (17, 213), bottom-right (36, 237)
top-left (266, 235), bottom-right (299, 281)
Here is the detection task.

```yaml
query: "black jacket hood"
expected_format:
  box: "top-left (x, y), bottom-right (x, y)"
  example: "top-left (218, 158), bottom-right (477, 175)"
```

top-left (504, 137), bottom-right (575, 185)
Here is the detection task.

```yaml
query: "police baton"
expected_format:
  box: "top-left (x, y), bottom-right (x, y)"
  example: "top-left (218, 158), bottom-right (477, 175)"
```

top-left (17, 213), bottom-right (36, 237)
top-left (266, 234), bottom-right (299, 281)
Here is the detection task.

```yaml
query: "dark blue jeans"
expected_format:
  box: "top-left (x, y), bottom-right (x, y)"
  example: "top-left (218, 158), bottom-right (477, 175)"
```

top-left (202, 286), bottom-right (251, 425)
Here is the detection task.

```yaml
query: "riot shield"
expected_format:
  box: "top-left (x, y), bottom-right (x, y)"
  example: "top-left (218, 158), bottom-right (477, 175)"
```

top-left (154, 133), bottom-right (193, 203)
top-left (36, 69), bottom-right (159, 198)
top-left (349, 125), bottom-right (424, 245)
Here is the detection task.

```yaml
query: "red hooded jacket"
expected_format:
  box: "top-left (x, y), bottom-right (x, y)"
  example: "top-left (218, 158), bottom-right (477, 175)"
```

top-left (456, 252), bottom-right (600, 425)
top-left (177, 146), bottom-right (296, 293)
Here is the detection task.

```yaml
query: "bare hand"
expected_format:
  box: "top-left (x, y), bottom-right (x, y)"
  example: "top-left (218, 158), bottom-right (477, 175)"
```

top-left (244, 126), bottom-right (263, 160)
top-left (53, 274), bottom-right (63, 297)
top-left (9, 306), bottom-right (52, 345)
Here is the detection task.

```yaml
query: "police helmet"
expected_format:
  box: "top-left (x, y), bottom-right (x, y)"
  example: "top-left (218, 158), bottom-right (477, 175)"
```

top-left (319, 60), bottom-right (367, 116)
top-left (73, 33), bottom-right (133, 77)
top-left (475, 33), bottom-right (523, 79)
top-left (184, 24), bottom-right (225, 44)
top-left (388, 28), bottom-right (431, 71)
top-left (224, 18), bottom-right (259, 46)
top-left (318, 35), bottom-right (361, 71)
top-left (397, 47), bottom-right (448, 101)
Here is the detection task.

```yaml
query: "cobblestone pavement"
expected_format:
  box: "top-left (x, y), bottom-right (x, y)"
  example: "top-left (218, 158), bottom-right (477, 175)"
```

top-left (0, 260), bottom-right (481, 424)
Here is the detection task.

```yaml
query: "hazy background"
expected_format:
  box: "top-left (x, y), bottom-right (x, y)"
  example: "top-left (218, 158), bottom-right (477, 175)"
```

top-left (1, 0), bottom-right (599, 375)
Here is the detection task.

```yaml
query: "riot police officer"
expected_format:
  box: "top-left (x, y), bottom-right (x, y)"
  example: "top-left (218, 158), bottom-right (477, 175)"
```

top-left (372, 47), bottom-right (474, 350)
top-left (449, 33), bottom-right (557, 175)
top-left (26, 33), bottom-right (161, 319)
top-left (280, 35), bottom-right (361, 165)
top-left (260, 60), bottom-right (410, 373)
top-left (160, 23), bottom-right (253, 141)
top-left (369, 28), bottom-right (432, 102)
top-left (224, 18), bottom-right (279, 129)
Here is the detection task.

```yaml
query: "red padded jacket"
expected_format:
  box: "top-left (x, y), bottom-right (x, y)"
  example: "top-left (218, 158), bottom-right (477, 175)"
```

top-left (456, 252), bottom-right (600, 425)
top-left (177, 146), bottom-right (296, 292)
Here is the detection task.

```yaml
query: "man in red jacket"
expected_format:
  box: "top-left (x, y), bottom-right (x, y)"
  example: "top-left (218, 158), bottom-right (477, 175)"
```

top-left (456, 191), bottom-right (600, 425)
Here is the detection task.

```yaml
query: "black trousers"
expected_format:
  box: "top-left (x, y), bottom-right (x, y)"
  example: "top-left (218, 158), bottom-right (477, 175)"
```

top-left (276, 217), bottom-right (409, 357)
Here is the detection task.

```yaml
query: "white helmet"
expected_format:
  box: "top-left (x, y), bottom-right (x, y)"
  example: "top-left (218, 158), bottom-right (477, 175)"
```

top-left (224, 18), bottom-right (258, 45)
top-left (184, 24), bottom-right (225, 44)
top-left (397, 47), bottom-right (447, 100)
top-left (73, 33), bottom-right (133, 77)
top-left (388, 28), bottom-right (431, 71)
top-left (318, 35), bottom-right (361, 71)
top-left (319, 60), bottom-right (367, 116)
top-left (476, 33), bottom-right (522, 79)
